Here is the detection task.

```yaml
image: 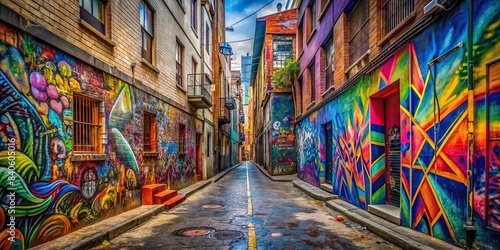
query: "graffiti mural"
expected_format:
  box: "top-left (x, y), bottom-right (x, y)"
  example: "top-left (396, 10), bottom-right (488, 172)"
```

top-left (270, 94), bottom-right (295, 175)
top-left (0, 22), bottom-right (199, 248)
top-left (294, 0), bottom-right (500, 247)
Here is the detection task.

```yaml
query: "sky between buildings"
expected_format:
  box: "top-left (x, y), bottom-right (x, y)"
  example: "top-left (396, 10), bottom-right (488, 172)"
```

top-left (225, 0), bottom-right (289, 71)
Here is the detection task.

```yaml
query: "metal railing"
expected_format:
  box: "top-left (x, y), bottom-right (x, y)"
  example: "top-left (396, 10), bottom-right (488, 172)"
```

top-left (187, 73), bottom-right (212, 105)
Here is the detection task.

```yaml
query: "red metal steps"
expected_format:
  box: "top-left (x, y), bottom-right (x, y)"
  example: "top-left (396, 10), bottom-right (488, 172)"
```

top-left (153, 190), bottom-right (178, 204)
top-left (142, 184), bottom-right (167, 205)
top-left (141, 184), bottom-right (185, 210)
top-left (164, 195), bottom-right (185, 210)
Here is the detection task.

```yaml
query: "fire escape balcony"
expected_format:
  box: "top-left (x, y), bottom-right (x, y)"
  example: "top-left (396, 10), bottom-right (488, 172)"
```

top-left (187, 73), bottom-right (212, 109)
top-left (218, 97), bottom-right (235, 126)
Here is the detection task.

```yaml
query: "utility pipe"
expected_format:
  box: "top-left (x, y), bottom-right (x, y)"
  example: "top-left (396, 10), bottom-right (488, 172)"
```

top-left (464, 0), bottom-right (476, 247)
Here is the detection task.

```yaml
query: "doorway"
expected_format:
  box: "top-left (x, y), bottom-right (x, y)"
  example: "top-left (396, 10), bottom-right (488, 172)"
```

top-left (325, 122), bottom-right (333, 184)
top-left (384, 93), bottom-right (400, 207)
top-left (196, 133), bottom-right (202, 181)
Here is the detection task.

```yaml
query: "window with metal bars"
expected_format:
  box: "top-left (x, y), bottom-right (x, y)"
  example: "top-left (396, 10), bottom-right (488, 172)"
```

top-left (73, 94), bottom-right (102, 152)
top-left (382, 0), bottom-right (414, 36)
top-left (179, 124), bottom-right (186, 154)
top-left (486, 60), bottom-right (500, 231)
top-left (176, 41), bottom-right (184, 87)
top-left (348, 0), bottom-right (369, 65)
top-left (140, 0), bottom-right (154, 64)
top-left (143, 112), bottom-right (157, 152)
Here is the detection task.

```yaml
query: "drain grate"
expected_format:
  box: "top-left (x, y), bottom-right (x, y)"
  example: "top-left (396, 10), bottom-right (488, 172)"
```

top-left (202, 204), bottom-right (223, 209)
top-left (172, 227), bottom-right (215, 237)
top-left (211, 230), bottom-right (243, 240)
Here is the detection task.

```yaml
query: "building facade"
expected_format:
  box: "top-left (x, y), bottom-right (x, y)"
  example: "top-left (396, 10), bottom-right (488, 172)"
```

top-left (241, 54), bottom-right (252, 105)
top-left (294, 0), bottom-right (500, 248)
top-left (250, 8), bottom-right (298, 175)
top-left (0, 0), bottom-right (221, 247)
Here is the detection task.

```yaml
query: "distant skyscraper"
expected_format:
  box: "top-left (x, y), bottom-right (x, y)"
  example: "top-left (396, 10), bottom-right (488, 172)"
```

top-left (241, 54), bottom-right (252, 104)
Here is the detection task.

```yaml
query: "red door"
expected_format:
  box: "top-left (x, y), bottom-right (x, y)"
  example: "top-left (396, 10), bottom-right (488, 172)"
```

top-left (384, 93), bottom-right (401, 207)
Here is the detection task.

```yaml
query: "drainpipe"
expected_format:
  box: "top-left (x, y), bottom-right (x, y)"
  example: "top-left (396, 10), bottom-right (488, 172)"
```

top-left (464, 0), bottom-right (476, 247)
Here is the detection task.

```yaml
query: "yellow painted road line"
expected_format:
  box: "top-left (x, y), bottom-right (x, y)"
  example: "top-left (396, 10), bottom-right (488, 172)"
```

top-left (248, 223), bottom-right (256, 250)
top-left (246, 163), bottom-right (257, 250)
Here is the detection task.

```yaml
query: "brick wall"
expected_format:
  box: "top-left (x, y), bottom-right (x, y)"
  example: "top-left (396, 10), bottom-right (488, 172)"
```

top-left (2, 0), bottom-right (207, 106)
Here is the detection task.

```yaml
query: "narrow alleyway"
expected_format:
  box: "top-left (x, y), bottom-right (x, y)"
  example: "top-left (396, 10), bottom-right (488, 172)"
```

top-left (92, 162), bottom-right (399, 249)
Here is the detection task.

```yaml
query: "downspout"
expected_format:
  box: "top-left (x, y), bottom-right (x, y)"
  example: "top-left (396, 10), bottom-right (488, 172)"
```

top-left (464, 0), bottom-right (476, 247)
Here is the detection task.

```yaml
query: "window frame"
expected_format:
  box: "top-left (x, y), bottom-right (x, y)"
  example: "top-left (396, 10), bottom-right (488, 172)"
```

top-left (324, 36), bottom-right (334, 91)
top-left (191, 0), bottom-right (197, 30)
top-left (310, 1), bottom-right (316, 32)
top-left (381, 0), bottom-right (414, 37)
top-left (143, 111), bottom-right (157, 152)
top-left (309, 63), bottom-right (315, 102)
top-left (176, 40), bottom-right (184, 88)
top-left (140, 0), bottom-right (155, 64)
top-left (79, 0), bottom-right (106, 34)
top-left (205, 23), bottom-right (211, 54)
top-left (272, 35), bottom-right (294, 69)
top-left (73, 94), bottom-right (103, 153)
top-left (347, 0), bottom-right (369, 65)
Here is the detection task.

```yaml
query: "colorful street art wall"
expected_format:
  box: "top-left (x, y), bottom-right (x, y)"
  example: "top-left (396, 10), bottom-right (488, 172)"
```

top-left (295, 0), bottom-right (500, 247)
top-left (270, 93), bottom-right (295, 175)
top-left (0, 23), bottom-right (200, 248)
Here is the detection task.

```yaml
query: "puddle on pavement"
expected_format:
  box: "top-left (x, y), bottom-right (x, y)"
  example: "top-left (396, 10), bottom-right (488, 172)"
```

top-left (211, 230), bottom-right (244, 240)
top-left (202, 204), bottom-right (223, 209)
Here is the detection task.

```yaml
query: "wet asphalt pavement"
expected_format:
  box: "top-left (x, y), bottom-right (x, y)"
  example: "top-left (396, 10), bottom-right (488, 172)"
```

top-left (93, 161), bottom-right (399, 250)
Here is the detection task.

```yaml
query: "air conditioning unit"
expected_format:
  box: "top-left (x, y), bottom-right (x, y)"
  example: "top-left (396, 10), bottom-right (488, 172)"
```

top-left (423, 0), bottom-right (446, 15)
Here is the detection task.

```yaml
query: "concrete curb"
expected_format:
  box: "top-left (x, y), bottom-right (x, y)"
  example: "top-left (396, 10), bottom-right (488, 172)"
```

top-left (178, 180), bottom-right (211, 197)
top-left (325, 200), bottom-right (463, 250)
top-left (179, 163), bottom-right (243, 197)
top-left (249, 160), bottom-right (297, 182)
top-left (212, 162), bottom-right (243, 183)
top-left (291, 179), bottom-right (338, 201)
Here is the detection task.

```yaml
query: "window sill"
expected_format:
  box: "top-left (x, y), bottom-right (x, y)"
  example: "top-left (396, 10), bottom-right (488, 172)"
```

top-left (78, 19), bottom-right (115, 47)
top-left (321, 85), bottom-right (335, 97)
top-left (71, 153), bottom-right (107, 162)
top-left (298, 50), bottom-right (304, 60)
top-left (345, 50), bottom-right (371, 74)
top-left (175, 0), bottom-right (186, 13)
top-left (177, 84), bottom-right (187, 93)
top-left (143, 151), bottom-right (158, 157)
top-left (306, 28), bottom-right (316, 44)
top-left (378, 12), bottom-right (416, 47)
top-left (306, 101), bottom-right (316, 111)
top-left (191, 25), bottom-right (198, 37)
top-left (318, 0), bottom-right (332, 21)
top-left (141, 58), bottom-right (160, 74)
